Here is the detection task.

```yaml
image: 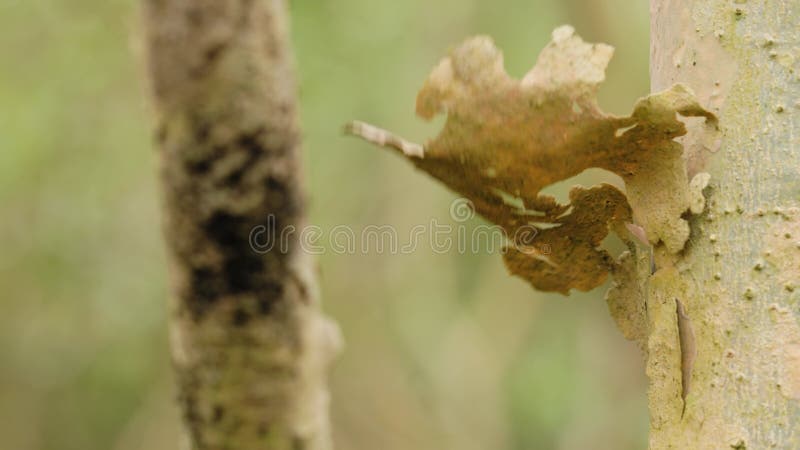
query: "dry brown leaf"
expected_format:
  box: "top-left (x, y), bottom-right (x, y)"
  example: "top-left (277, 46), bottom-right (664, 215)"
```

top-left (346, 25), bottom-right (716, 294)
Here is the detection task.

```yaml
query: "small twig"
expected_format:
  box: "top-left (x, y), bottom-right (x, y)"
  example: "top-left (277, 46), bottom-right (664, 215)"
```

top-left (344, 120), bottom-right (425, 158)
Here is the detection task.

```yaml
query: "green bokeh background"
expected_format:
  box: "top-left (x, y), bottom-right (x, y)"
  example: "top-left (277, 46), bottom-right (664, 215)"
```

top-left (0, 1), bottom-right (651, 449)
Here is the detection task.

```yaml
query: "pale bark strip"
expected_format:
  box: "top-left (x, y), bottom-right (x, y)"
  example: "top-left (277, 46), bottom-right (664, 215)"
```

top-left (648, 0), bottom-right (800, 448)
top-left (142, 1), bottom-right (341, 449)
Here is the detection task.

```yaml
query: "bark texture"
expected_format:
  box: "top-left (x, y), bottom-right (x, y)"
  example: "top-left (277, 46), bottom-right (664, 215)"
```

top-left (142, 1), bottom-right (341, 449)
top-left (648, 0), bottom-right (800, 448)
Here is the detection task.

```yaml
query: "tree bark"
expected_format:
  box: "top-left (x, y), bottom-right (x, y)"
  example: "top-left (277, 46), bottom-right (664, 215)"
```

top-left (648, 0), bottom-right (800, 448)
top-left (142, 1), bottom-right (341, 449)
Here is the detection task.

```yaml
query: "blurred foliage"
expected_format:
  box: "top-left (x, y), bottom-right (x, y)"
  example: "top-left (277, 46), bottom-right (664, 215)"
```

top-left (0, 0), bottom-right (650, 449)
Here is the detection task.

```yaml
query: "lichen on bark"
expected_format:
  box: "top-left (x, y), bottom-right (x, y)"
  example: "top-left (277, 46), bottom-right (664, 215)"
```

top-left (346, 25), bottom-right (715, 295)
top-left (646, 0), bottom-right (800, 447)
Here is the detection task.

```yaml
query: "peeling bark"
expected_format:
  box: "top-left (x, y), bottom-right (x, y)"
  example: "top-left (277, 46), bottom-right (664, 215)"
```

top-left (347, 27), bottom-right (715, 295)
top-left (141, 1), bottom-right (341, 448)
top-left (647, 0), bottom-right (800, 448)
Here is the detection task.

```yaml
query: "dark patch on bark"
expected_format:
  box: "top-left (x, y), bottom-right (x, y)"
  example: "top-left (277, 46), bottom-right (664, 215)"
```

top-left (190, 266), bottom-right (225, 307)
top-left (212, 404), bottom-right (225, 423)
top-left (222, 129), bottom-right (267, 185)
top-left (237, 128), bottom-right (266, 158)
top-left (186, 158), bottom-right (213, 175)
top-left (204, 42), bottom-right (227, 65)
top-left (232, 307), bottom-right (251, 327)
top-left (199, 212), bottom-right (265, 294)
top-left (183, 204), bottom-right (291, 319)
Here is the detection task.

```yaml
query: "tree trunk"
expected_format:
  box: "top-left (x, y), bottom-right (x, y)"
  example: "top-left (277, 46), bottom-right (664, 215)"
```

top-left (141, 1), bottom-right (341, 449)
top-left (648, 0), bottom-right (799, 448)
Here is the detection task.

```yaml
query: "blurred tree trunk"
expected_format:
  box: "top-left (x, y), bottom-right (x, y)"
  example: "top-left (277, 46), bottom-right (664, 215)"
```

top-left (142, 1), bottom-right (341, 449)
top-left (647, 0), bottom-right (799, 448)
